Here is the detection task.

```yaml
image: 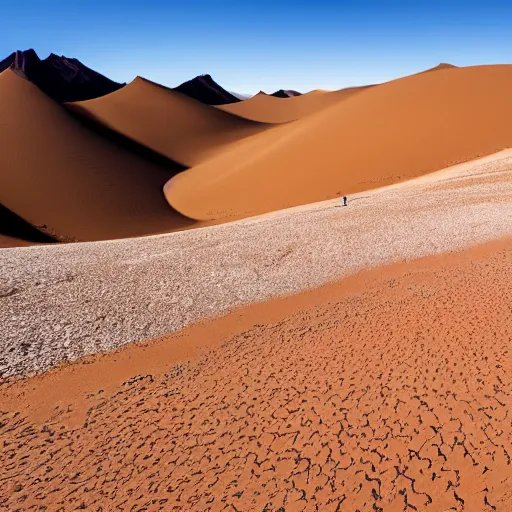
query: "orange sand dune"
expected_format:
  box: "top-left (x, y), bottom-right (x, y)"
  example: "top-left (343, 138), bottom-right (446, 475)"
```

top-left (420, 62), bottom-right (457, 73)
top-left (217, 85), bottom-right (373, 123)
top-left (1, 239), bottom-right (510, 510)
top-left (166, 64), bottom-right (512, 221)
top-left (0, 70), bottom-right (194, 242)
top-left (67, 77), bottom-right (271, 167)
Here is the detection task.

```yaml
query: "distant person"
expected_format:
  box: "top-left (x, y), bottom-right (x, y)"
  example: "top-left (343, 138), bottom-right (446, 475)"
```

top-left (343, 196), bottom-right (348, 207)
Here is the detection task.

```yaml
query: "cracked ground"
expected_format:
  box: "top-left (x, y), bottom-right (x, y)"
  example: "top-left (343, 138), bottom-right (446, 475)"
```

top-left (1, 238), bottom-right (511, 511)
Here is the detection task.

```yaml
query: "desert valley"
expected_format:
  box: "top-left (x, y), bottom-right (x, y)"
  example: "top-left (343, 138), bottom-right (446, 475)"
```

top-left (0, 45), bottom-right (511, 511)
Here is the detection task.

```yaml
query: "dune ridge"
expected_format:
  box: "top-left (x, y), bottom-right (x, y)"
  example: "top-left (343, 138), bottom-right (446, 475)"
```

top-left (0, 69), bottom-right (194, 242)
top-left (67, 77), bottom-right (272, 167)
top-left (217, 84), bottom-right (372, 123)
top-left (166, 64), bottom-right (512, 221)
top-left (420, 62), bottom-right (457, 73)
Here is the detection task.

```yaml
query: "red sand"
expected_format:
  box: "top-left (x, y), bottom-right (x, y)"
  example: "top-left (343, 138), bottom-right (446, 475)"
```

top-left (165, 64), bottom-right (512, 221)
top-left (68, 77), bottom-right (271, 167)
top-left (0, 234), bottom-right (32, 247)
top-left (0, 69), bottom-right (193, 242)
top-left (1, 238), bottom-right (511, 510)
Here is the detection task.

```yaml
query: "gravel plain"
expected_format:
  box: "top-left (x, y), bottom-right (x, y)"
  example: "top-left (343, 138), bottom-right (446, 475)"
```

top-left (1, 152), bottom-right (511, 378)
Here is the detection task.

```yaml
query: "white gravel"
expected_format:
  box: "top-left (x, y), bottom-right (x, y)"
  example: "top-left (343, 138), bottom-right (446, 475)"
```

top-left (1, 152), bottom-right (511, 378)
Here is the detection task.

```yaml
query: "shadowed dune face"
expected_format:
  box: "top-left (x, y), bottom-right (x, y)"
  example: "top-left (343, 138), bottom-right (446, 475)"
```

top-left (67, 77), bottom-right (272, 167)
top-left (0, 203), bottom-right (56, 246)
top-left (217, 85), bottom-right (372, 123)
top-left (0, 70), bottom-right (194, 242)
top-left (166, 65), bottom-right (512, 221)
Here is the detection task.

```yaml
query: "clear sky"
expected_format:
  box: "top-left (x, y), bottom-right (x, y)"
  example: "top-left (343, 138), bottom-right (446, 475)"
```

top-left (2, 0), bottom-right (512, 94)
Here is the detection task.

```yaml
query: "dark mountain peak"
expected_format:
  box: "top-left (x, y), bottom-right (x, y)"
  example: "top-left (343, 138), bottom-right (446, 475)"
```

top-left (0, 49), bottom-right (42, 78)
top-left (0, 48), bottom-right (124, 102)
top-left (271, 89), bottom-right (302, 98)
top-left (174, 74), bottom-right (240, 105)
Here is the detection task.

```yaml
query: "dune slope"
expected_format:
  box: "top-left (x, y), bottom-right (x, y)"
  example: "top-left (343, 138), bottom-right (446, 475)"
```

top-left (0, 70), bottom-right (193, 242)
top-left (217, 85), bottom-right (372, 123)
top-left (67, 77), bottom-right (271, 167)
top-left (167, 65), bottom-right (512, 221)
top-left (0, 203), bottom-right (56, 247)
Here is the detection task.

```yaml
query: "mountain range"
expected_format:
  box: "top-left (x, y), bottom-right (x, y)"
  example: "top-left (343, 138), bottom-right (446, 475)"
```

top-left (0, 49), bottom-right (125, 102)
top-left (0, 49), bottom-right (303, 105)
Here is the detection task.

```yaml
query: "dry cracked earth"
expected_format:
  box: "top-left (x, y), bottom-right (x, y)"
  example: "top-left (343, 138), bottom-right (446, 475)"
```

top-left (1, 239), bottom-right (511, 511)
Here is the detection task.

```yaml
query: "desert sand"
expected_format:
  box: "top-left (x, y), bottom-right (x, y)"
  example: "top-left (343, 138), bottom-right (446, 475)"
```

top-left (166, 64), bottom-right (512, 221)
top-left (4, 62), bottom-right (511, 246)
top-left (1, 151), bottom-right (510, 378)
top-left (0, 204), bottom-right (56, 247)
top-left (1, 55), bottom-right (512, 512)
top-left (0, 221), bottom-right (510, 509)
top-left (68, 77), bottom-right (271, 167)
top-left (217, 86), bottom-right (373, 123)
top-left (0, 69), bottom-right (193, 242)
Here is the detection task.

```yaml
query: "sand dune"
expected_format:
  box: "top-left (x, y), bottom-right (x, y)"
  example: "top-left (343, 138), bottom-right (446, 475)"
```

top-left (0, 69), bottom-right (193, 242)
top-left (217, 85), bottom-right (372, 123)
top-left (67, 77), bottom-right (271, 167)
top-left (420, 62), bottom-right (457, 73)
top-left (167, 64), bottom-right (512, 221)
top-left (2, 152), bottom-right (510, 377)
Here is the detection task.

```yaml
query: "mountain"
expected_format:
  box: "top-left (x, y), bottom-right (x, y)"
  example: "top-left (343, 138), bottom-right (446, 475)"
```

top-left (174, 74), bottom-right (241, 105)
top-left (0, 49), bottom-right (124, 102)
top-left (270, 89), bottom-right (302, 98)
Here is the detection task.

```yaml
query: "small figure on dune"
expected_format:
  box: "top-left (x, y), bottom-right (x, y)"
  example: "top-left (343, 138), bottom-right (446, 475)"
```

top-left (343, 196), bottom-right (348, 206)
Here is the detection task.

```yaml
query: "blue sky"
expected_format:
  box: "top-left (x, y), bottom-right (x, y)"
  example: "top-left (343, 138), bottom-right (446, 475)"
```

top-left (2, 0), bottom-right (512, 94)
